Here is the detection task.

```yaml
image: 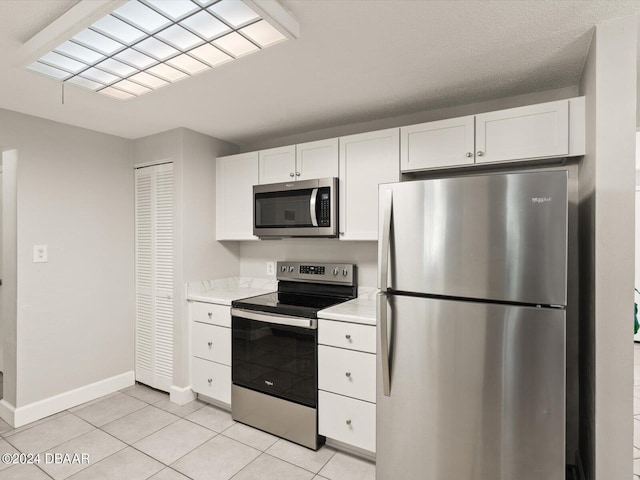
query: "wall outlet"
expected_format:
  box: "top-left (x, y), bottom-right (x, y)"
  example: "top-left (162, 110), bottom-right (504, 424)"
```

top-left (33, 245), bottom-right (47, 263)
top-left (266, 261), bottom-right (275, 276)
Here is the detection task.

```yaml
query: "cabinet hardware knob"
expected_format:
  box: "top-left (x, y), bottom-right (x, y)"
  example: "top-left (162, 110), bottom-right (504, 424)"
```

top-left (476, 150), bottom-right (484, 156)
top-left (289, 172), bottom-right (294, 177)
top-left (346, 419), bottom-right (352, 426)
top-left (345, 334), bottom-right (351, 340)
top-left (208, 312), bottom-right (212, 318)
top-left (208, 378), bottom-right (212, 384)
top-left (208, 341), bottom-right (212, 347)
top-left (345, 372), bottom-right (351, 378)
top-left (295, 172), bottom-right (300, 176)
top-left (465, 152), bottom-right (473, 158)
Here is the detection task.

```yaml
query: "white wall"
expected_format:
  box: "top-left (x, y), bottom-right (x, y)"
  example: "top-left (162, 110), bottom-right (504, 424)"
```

top-left (132, 128), bottom-right (240, 394)
top-left (0, 108), bottom-right (134, 412)
top-left (578, 15), bottom-right (637, 479)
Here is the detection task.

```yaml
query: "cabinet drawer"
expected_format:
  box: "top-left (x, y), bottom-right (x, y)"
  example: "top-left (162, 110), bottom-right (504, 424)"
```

top-left (192, 322), bottom-right (231, 366)
top-left (319, 390), bottom-right (375, 453)
top-left (191, 357), bottom-right (231, 404)
top-left (318, 320), bottom-right (376, 353)
top-left (191, 302), bottom-right (230, 327)
top-left (319, 345), bottom-right (376, 403)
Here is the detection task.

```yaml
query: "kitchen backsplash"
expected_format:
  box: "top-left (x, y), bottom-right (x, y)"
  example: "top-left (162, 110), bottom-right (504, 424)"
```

top-left (239, 239), bottom-right (378, 287)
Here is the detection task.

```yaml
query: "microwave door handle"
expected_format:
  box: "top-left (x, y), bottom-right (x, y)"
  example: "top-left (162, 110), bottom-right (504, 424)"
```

top-left (310, 188), bottom-right (319, 227)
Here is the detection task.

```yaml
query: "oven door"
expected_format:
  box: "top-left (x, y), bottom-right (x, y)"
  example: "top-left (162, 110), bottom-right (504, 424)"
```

top-left (231, 309), bottom-right (318, 408)
top-left (253, 177), bottom-right (337, 237)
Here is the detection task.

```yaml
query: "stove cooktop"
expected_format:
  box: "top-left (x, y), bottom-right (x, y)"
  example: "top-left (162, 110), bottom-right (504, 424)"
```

top-left (232, 291), bottom-right (350, 319)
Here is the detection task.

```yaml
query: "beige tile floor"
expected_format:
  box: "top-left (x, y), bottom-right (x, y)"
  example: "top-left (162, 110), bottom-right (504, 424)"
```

top-left (0, 383), bottom-right (375, 480)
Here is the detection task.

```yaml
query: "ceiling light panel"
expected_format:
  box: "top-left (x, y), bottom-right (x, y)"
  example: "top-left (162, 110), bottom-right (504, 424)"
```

top-left (146, 0), bottom-right (200, 21)
top-left (54, 41), bottom-right (105, 64)
top-left (147, 63), bottom-right (188, 82)
top-left (213, 31), bottom-right (258, 57)
top-left (208, 0), bottom-right (260, 28)
top-left (40, 51), bottom-right (87, 74)
top-left (189, 43), bottom-right (231, 67)
top-left (180, 11), bottom-right (230, 40)
top-left (129, 71), bottom-right (169, 89)
top-left (112, 0), bottom-right (171, 34)
top-left (25, 0), bottom-right (296, 100)
top-left (240, 20), bottom-right (286, 47)
top-left (91, 15), bottom-right (146, 45)
top-left (99, 86), bottom-right (135, 100)
top-left (134, 37), bottom-right (179, 61)
top-left (166, 54), bottom-right (209, 74)
top-left (72, 30), bottom-right (125, 56)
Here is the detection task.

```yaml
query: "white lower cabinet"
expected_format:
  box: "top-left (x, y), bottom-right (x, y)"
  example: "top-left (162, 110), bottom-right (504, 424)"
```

top-left (319, 391), bottom-right (376, 453)
top-left (318, 319), bottom-right (377, 453)
top-left (190, 300), bottom-right (232, 406)
top-left (191, 357), bottom-right (231, 404)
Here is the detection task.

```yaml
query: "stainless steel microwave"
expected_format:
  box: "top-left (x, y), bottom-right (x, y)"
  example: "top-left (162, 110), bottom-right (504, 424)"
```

top-left (253, 177), bottom-right (338, 238)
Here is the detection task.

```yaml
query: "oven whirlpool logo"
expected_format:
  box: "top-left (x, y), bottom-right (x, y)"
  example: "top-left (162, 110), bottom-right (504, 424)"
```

top-left (531, 197), bottom-right (552, 204)
top-left (264, 380), bottom-right (274, 386)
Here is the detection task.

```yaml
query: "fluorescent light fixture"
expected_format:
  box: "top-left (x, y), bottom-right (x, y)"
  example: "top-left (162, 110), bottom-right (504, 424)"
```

top-left (213, 31), bottom-right (257, 57)
top-left (22, 0), bottom-right (298, 100)
top-left (208, 0), bottom-right (259, 28)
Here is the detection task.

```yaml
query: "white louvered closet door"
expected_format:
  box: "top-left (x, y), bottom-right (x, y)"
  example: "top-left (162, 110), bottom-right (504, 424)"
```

top-left (135, 163), bottom-right (174, 392)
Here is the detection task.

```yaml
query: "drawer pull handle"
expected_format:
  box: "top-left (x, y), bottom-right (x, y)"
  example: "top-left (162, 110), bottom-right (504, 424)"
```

top-left (345, 372), bottom-right (351, 378)
top-left (345, 334), bottom-right (351, 340)
top-left (208, 312), bottom-right (213, 318)
top-left (208, 378), bottom-right (212, 384)
top-left (346, 419), bottom-right (352, 426)
top-left (477, 150), bottom-right (484, 157)
top-left (207, 341), bottom-right (213, 348)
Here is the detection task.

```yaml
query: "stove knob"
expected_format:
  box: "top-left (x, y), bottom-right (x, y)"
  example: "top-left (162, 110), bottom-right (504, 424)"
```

top-left (342, 268), bottom-right (348, 276)
top-left (280, 265), bottom-right (287, 273)
top-left (332, 268), bottom-right (339, 276)
top-left (288, 266), bottom-right (295, 273)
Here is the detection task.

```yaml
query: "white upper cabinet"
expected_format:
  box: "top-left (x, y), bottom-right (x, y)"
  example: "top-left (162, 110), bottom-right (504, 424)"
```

top-left (295, 138), bottom-right (339, 180)
top-left (400, 97), bottom-right (584, 173)
top-left (475, 99), bottom-right (569, 164)
top-left (216, 152), bottom-right (259, 240)
top-left (401, 116), bottom-right (475, 172)
top-left (339, 128), bottom-right (400, 241)
top-left (258, 145), bottom-right (296, 184)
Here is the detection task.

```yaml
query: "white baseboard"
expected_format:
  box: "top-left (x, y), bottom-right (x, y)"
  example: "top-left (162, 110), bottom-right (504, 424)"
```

top-left (0, 399), bottom-right (15, 427)
top-left (170, 385), bottom-right (196, 405)
top-left (325, 438), bottom-right (376, 462)
top-left (10, 371), bottom-right (134, 428)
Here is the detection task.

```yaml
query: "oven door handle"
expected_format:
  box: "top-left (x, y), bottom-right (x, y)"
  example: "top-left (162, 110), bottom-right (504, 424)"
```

top-left (231, 308), bottom-right (318, 329)
top-left (310, 188), bottom-right (319, 227)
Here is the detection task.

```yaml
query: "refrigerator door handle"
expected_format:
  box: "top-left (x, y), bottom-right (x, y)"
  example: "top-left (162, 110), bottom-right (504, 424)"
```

top-left (378, 188), bottom-right (393, 292)
top-left (378, 293), bottom-right (391, 396)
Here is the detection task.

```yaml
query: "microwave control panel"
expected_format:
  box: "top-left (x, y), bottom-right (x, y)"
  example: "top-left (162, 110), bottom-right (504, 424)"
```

top-left (318, 188), bottom-right (331, 227)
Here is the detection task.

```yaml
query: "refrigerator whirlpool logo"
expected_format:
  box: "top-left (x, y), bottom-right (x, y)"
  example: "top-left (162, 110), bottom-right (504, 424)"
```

top-left (531, 197), bottom-right (552, 204)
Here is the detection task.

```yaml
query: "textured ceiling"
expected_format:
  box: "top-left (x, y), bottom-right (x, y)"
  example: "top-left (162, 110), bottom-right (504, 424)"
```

top-left (0, 0), bottom-right (639, 146)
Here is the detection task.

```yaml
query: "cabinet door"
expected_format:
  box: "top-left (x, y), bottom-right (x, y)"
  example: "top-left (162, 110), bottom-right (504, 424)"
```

top-left (216, 152), bottom-right (258, 240)
top-left (339, 129), bottom-right (400, 241)
top-left (475, 100), bottom-right (569, 164)
top-left (258, 145), bottom-right (296, 184)
top-left (295, 138), bottom-right (339, 181)
top-left (400, 116), bottom-right (475, 172)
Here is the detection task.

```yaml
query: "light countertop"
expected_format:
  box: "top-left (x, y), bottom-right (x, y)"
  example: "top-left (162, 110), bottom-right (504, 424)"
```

top-left (186, 277), bottom-right (276, 306)
top-left (318, 287), bottom-right (377, 325)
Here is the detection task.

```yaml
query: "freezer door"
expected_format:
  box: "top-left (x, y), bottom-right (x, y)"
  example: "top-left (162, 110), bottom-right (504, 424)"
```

top-left (380, 170), bottom-right (567, 306)
top-left (376, 294), bottom-right (565, 480)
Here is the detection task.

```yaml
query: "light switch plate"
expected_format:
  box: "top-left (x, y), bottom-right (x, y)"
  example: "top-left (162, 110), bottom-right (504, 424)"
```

top-left (33, 245), bottom-right (47, 263)
top-left (266, 261), bottom-right (275, 276)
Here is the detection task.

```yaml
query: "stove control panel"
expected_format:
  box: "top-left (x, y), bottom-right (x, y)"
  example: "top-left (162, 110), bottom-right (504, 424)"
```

top-left (276, 262), bottom-right (356, 286)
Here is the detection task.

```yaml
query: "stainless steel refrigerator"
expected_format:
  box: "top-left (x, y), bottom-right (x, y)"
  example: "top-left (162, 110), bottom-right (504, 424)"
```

top-left (376, 170), bottom-right (567, 480)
